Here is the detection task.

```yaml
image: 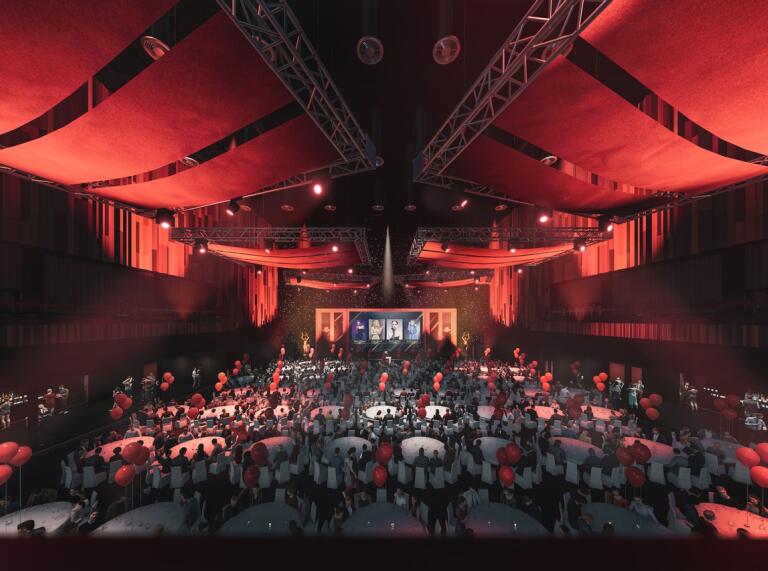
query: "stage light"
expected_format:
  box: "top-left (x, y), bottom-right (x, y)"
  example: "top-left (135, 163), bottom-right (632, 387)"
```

top-left (598, 216), bottom-right (614, 233)
top-left (280, 203), bottom-right (295, 212)
top-left (194, 238), bottom-right (208, 254)
top-left (433, 34), bottom-right (461, 65)
top-left (509, 239), bottom-right (519, 254)
top-left (404, 203), bottom-right (417, 212)
top-left (474, 277), bottom-right (480, 284)
top-left (312, 183), bottom-right (323, 195)
top-left (540, 155), bottom-right (558, 166)
top-left (460, 199), bottom-right (469, 208)
top-left (517, 267), bottom-right (523, 274)
top-left (509, 246), bottom-right (517, 254)
top-left (301, 269), bottom-right (307, 275)
top-left (470, 270), bottom-right (475, 275)
top-left (538, 213), bottom-right (549, 224)
top-left (264, 240), bottom-right (273, 254)
top-left (494, 203), bottom-right (508, 212)
top-left (324, 203), bottom-right (336, 212)
top-left (347, 268), bottom-right (354, 274)
top-left (353, 289), bottom-right (358, 294)
top-left (474, 286), bottom-right (479, 291)
top-left (155, 209), bottom-right (174, 229)
top-left (366, 283), bottom-right (371, 288)
top-left (256, 267), bottom-right (263, 275)
top-left (226, 198), bottom-right (241, 216)
top-left (573, 238), bottom-right (587, 252)
top-left (357, 36), bottom-right (384, 65)
top-left (425, 269), bottom-right (430, 275)
top-left (332, 281), bottom-right (338, 287)
top-left (331, 244), bottom-right (339, 253)
top-left (441, 242), bottom-right (450, 253)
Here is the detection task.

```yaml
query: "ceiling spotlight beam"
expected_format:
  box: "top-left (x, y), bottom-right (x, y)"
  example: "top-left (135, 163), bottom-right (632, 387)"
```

top-left (171, 226), bottom-right (371, 264)
top-left (413, 0), bottom-right (613, 182)
top-left (217, 0), bottom-right (376, 170)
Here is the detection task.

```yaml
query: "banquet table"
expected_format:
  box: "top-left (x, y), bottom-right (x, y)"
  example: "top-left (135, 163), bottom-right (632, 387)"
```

top-left (477, 405), bottom-right (506, 420)
top-left (310, 405), bottom-right (343, 419)
top-left (170, 436), bottom-right (228, 459)
top-left (158, 405), bottom-right (187, 417)
top-left (0, 502), bottom-right (72, 536)
top-left (364, 405), bottom-right (401, 421)
top-left (200, 404), bottom-right (239, 419)
top-left (700, 438), bottom-right (740, 463)
top-left (465, 503), bottom-right (549, 537)
top-left (401, 436), bottom-right (445, 464)
top-left (342, 503), bottom-right (426, 537)
top-left (423, 405), bottom-right (449, 420)
top-left (477, 436), bottom-right (512, 465)
top-left (621, 437), bottom-right (676, 465)
top-left (535, 405), bottom-right (620, 422)
top-left (695, 503), bottom-right (768, 538)
top-left (581, 503), bottom-right (672, 537)
top-left (551, 437), bottom-right (604, 463)
top-left (324, 436), bottom-right (371, 460)
top-left (255, 405), bottom-right (292, 419)
top-left (86, 436), bottom-right (153, 461)
top-left (245, 436), bottom-right (294, 462)
top-left (393, 388), bottom-right (415, 397)
top-left (218, 502), bottom-right (302, 536)
top-left (92, 502), bottom-right (186, 536)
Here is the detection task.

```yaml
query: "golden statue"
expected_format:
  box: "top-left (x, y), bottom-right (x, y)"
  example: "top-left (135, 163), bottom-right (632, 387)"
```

top-left (300, 331), bottom-right (310, 356)
top-left (461, 331), bottom-right (470, 348)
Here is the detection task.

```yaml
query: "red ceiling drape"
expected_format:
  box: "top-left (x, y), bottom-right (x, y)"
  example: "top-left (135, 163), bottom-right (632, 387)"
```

top-left (285, 278), bottom-right (368, 290)
top-left (209, 243), bottom-right (360, 269)
top-left (418, 242), bottom-right (572, 269)
top-left (406, 276), bottom-right (491, 288)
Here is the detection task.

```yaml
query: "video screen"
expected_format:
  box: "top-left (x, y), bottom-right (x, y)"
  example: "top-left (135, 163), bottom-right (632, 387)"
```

top-left (350, 311), bottom-right (423, 343)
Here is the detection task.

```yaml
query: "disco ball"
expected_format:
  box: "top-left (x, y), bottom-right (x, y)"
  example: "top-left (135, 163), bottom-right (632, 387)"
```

top-left (357, 36), bottom-right (384, 65)
top-left (433, 35), bottom-right (461, 65)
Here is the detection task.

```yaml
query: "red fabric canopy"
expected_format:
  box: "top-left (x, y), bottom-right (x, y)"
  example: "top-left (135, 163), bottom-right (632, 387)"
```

top-left (92, 115), bottom-right (338, 209)
top-left (406, 276), bottom-right (491, 289)
top-left (449, 134), bottom-right (646, 212)
top-left (418, 242), bottom-right (572, 269)
top-left (209, 243), bottom-right (360, 270)
top-left (286, 278), bottom-right (368, 290)
top-left (494, 57), bottom-right (766, 194)
top-left (0, 12), bottom-right (292, 184)
top-left (582, 0), bottom-right (768, 155)
top-left (0, 0), bottom-right (178, 134)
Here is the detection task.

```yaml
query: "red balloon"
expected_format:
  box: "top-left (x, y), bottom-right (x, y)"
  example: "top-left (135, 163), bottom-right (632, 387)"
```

top-left (736, 447), bottom-right (760, 468)
top-left (755, 443), bottom-right (768, 465)
top-left (168, 375), bottom-right (175, 384)
top-left (121, 442), bottom-right (142, 464)
top-left (505, 443), bottom-right (521, 465)
top-left (0, 465), bottom-right (12, 485)
top-left (234, 360), bottom-right (242, 369)
top-left (250, 443), bottom-right (269, 466)
top-left (499, 466), bottom-right (516, 487)
top-left (544, 372), bottom-right (553, 382)
top-left (243, 466), bottom-right (260, 488)
top-left (109, 407), bottom-right (123, 421)
top-left (218, 372), bottom-right (227, 383)
top-left (616, 447), bottom-right (634, 466)
top-left (420, 395), bottom-right (430, 407)
top-left (625, 466), bottom-right (646, 488)
top-left (114, 464), bottom-right (136, 487)
top-left (160, 382), bottom-right (169, 392)
top-left (639, 398), bottom-right (651, 410)
top-left (631, 442), bottom-right (652, 464)
top-left (598, 372), bottom-right (608, 382)
top-left (380, 372), bottom-right (388, 382)
top-left (373, 465), bottom-right (388, 487)
top-left (269, 382), bottom-right (278, 392)
top-left (232, 368), bottom-right (240, 376)
top-left (215, 382), bottom-right (223, 392)
top-left (133, 446), bottom-right (150, 466)
top-left (191, 393), bottom-right (204, 406)
top-left (378, 382), bottom-right (386, 392)
top-left (376, 444), bottom-right (393, 466)
top-left (542, 383), bottom-right (551, 393)
top-left (162, 372), bottom-right (172, 382)
top-left (596, 383), bottom-right (606, 392)
top-left (592, 375), bottom-right (600, 384)
top-left (649, 394), bottom-right (663, 407)
top-left (540, 375), bottom-right (547, 384)
top-left (417, 407), bottom-right (427, 418)
top-left (725, 394), bottom-right (741, 409)
top-left (712, 398), bottom-right (727, 411)
top-left (0, 442), bottom-right (20, 464)
top-left (722, 408), bottom-right (738, 421)
top-left (118, 396), bottom-right (133, 411)
top-left (645, 407), bottom-right (660, 421)
top-left (750, 466), bottom-right (768, 488)
top-left (186, 407), bottom-right (199, 420)
top-left (433, 382), bottom-right (441, 392)
top-left (435, 372), bottom-right (443, 382)
top-left (9, 446), bottom-right (32, 467)
top-left (496, 447), bottom-right (510, 465)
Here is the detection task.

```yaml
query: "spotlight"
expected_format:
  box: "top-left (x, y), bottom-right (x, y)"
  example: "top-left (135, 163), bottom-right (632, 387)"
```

top-left (331, 244), bottom-right (339, 253)
top-left (256, 267), bottom-right (263, 275)
top-left (598, 216), bottom-right (614, 233)
top-left (540, 155), bottom-right (558, 166)
top-left (347, 267), bottom-right (354, 274)
top-left (366, 282), bottom-right (371, 288)
top-left (226, 198), bottom-right (241, 216)
top-left (301, 269), bottom-right (307, 275)
top-left (494, 203), bottom-right (508, 212)
top-left (441, 242), bottom-right (450, 253)
top-left (433, 34), bottom-right (462, 65)
top-left (573, 238), bottom-right (587, 252)
top-left (538, 213), bottom-right (549, 224)
top-left (474, 277), bottom-right (480, 284)
top-left (470, 270), bottom-right (475, 275)
top-left (312, 182), bottom-right (324, 195)
top-left (460, 199), bottom-right (469, 208)
top-left (332, 281), bottom-right (338, 287)
top-left (404, 203), bottom-right (417, 212)
top-left (509, 246), bottom-right (517, 254)
top-left (509, 239), bottom-right (519, 254)
top-left (155, 209), bottom-right (174, 229)
top-left (516, 268), bottom-right (523, 274)
top-left (280, 203), bottom-right (295, 212)
top-left (353, 289), bottom-right (358, 294)
top-left (357, 36), bottom-right (384, 65)
top-left (425, 269), bottom-right (430, 275)
top-left (264, 240), bottom-right (273, 254)
top-left (324, 203), bottom-right (337, 212)
top-left (194, 238), bottom-right (208, 254)
top-left (474, 286), bottom-right (479, 291)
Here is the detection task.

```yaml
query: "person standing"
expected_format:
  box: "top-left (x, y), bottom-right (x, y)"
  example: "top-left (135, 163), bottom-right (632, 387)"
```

top-left (192, 367), bottom-right (201, 390)
top-left (609, 377), bottom-right (624, 410)
top-left (57, 384), bottom-right (70, 413)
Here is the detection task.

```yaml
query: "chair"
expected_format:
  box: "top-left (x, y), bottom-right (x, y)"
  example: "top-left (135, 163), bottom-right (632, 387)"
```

top-left (515, 466), bottom-right (533, 489)
top-left (565, 461), bottom-right (578, 485)
top-left (107, 461), bottom-right (122, 484)
top-left (430, 467), bottom-right (445, 489)
top-left (327, 468), bottom-right (339, 489)
top-left (666, 492), bottom-right (693, 534)
top-left (478, 489), bottom-right (490, 503)
top-left (481, 461), bottom-right (495, 485)
top-left (465, 456), bottom-right (482, 477)
top-left (358, 462), bottom-right (373, 485)
top-left (82, 466), bottom-right (106, 489)
top-left (228, 462), bottom-right (242, 486)
top-left (170, 466), bottom-right (190, 489)
top-left (648, 462), bottom-right (666, 485)
top-left (209, 452), bottom-right (229, 476)
top-left (376, 488), bottom-right (388, 503)
top-left (397, 462), bottom-right (412, 485)
top-left (418, 502), bottom-right (429, 523)
top-left (192, 460), bottom-right (208, 484)
top-left (584, 467), bottom-right (603, 490)
top-left (602, 466), bottom-right (623, 488)
top-left (414, 467), bottom-right (427, 489)
top-left (258, 466), bottom-right (272, 488)
top-left (276, 461), bottom-right (290, 484)
top-left (151, 466), bottom-right (170, 489)
top-left (313, 461), bottom-right (327, 485)
top-left (704, 453), bottom-right (725, 477)
top-left (668, 467), bottom-right (692, 490)
top-left (275, 488), bottom-right (286, 503)
top-left (730, 461), bottom-right (752, 485)
top-left (691, 467), bottom-right (711, 490)
top-left (546, 454), bottom-right (564, 476)
top-left (444, 461), bottom-right (460, 484)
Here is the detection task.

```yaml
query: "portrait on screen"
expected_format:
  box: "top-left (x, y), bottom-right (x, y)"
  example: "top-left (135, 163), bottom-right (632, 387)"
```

top-left (352, 319), bottom-right (368, 342)
top-left (406, 318), bottom-right (421, 340)
top-left (386, 319), bottom-right (403, 341)
top-left (368, 319), bottom-right (384, 341)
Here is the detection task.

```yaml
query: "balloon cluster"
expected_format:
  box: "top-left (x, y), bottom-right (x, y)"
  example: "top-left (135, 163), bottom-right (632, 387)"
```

top-left (402, 360), bottom-right (411, 377)
top-left (270, 362), bottom-right (283, 392)
top-left (539, 371), bottom-right (553, 394)
top-left (215, 371), bottom-right (227, 392)
top-left (639, 393), bottom-right (663, 421)
top-left (373, 443), bottom-right (392, 487)
top-left (736, 444), bottom-right (768, 488)
top-left (110, 391), bottom-right (135, 420)
top-left (378, 371), bottom-right (389, 392)
top-left (591, 372), bottom-right (608, 393)
top-left (0, 441), bottom-right (33, 486)
top-left (713, 394), bottom-right (742, 423)
top-left (159, 371), bottom-right (176, 393)
top-left (496, 443), bottom-right (521, 487)
top-left (417, 394), bottom-right (430, 418)
top-left (432, 371), bottom-right (443, 393)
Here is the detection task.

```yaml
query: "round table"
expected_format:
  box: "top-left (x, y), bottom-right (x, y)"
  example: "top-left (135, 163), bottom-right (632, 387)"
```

top-left (218, 502), bottom-right (302, 536)
top-left (86, 436), bottom-right (153, 461)
top-left (255, 405), bottom-right (291, 419)
top-left (393, 388), bottom-right (415, 397)
top-left (170, 436), bottom-right (227, 459)
top-left (622, 437), bottom-right (676, 464)
top-left (423, 405), bottom-right (449, 420)
top-left (514, 375), bottom-right (527, 383)
top-left (700, 438), bottom-right (740, 463)
top-left (552, 437), bottom-right (604, 464)
top-left (245, 436), bottom-right (294, 462)
top-left (364, 405), bottom-right (400, 421)
top-left (342, 504), bottom-right (426, 537)
top-left (401, 436), bottom-right (445, 464)
top-left (0, 502), bottom-right (72, 536)
top-left (477, 436), bottom-right (512, 465)
top-left (581, 503), bottom-right (672, 537)
top-left (535, 405), bottom-right (621, 422)
top-left (324, 436), bottom-right (371, 460)
top-left (477, 405), bottom-right (505, 420)
top-left (465, 503), bottom-right (549, 537)
top-left (310, 405), bottom-right (343, 419)
top-left (200, 405), bottom-right (239, 419)
top-left (695, 503), bottom-right (768, 538)
top-left (92, 502), bottom-right (186, 536)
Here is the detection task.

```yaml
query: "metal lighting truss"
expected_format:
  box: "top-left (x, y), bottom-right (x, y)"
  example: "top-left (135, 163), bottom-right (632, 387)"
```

top-left (407, 226), bottom-right (606, 265)
top-left (217, 0), bottom-right (376, 193)
top-left (395, 270), bottom-right (494, 284)
top-left (283, 271), bottom-right (380, 285)
top-left (171, 226), bottom-right (371, 265)
top-left (413, 0), bottom-right (612, 183)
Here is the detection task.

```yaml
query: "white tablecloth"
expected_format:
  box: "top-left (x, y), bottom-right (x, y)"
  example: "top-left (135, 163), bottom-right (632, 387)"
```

top-left (310, 405), bottom-right (343, 419)
top-left (92, 502), bottom-right (186, 536)
top-left (200, 404), bottom-right (239, 419)
top-left (245, 436), bottom-right (294, 462)
top-left (621, 437), bottom-right (676, 464)
top-left (695, 503), bottom-right (768, 538)
top-left (364, 405), bottom-right (400, 421)
top-left (324, 436), bottom-right (371, 460)
top-left (423, 405), bottom-right (449, 420)
top-left (255, 405), bottom-right (291, 419)
top-left (219, 502), bottom-right (301, 536)
top-left (700, 438), bottom-right (740, 463)
top-left (477, 436), bottom-right (512, 466)
top-left (582, 503), bottom-right (672, 537)
top-left (0, 502), bottom-right (72, 536)
top-left (342, 504), bottom-right (426, 537)
top-left (86, 436), bottom-right (153, 461)
top-left (401, 437), bottom-right (445, 464)
top-left (477, 405), bottom-right (505, 420)
top-left (465, 503), bottom-right (549, 537)
top-left (536, 405), bottom-right (620, 422)
top-left (170, 436), bottom-right (227, 459)
top-left (552, 437), bottom-right (604, 463)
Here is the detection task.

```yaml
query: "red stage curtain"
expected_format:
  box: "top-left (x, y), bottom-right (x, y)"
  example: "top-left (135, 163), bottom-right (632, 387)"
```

top-left (209, 243), bottom-right (360, 270)
top-left (0, 0), bottom-right (178, 134)
top-left (418, 242), bottom-right (572, 269)
top-left (494, 57), bottom-right (766, 194)
top-left (582, 0), bottom-right (768, 155)
top-left (0, 12), bottom-right (292, 184)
